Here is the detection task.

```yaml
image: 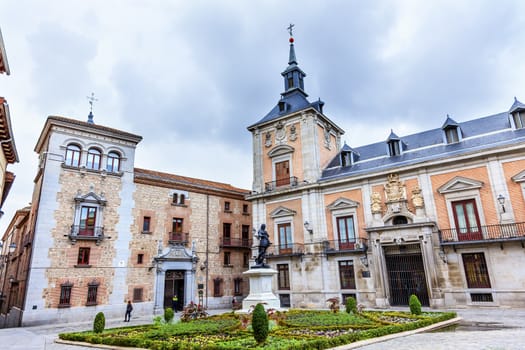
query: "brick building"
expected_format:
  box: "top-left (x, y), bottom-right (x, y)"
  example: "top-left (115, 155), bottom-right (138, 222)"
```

top-left (0, 115), bottom-right (251, 327)
top-left (247, 33), bottom-right (525, 309)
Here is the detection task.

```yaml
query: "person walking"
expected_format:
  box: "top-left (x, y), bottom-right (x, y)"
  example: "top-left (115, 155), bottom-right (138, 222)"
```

top-left (124, 300), bottom-right (133, 322)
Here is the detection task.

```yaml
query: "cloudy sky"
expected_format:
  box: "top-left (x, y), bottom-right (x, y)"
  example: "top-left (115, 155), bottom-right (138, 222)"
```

top-left (2, 0), bottom-right (525, 232)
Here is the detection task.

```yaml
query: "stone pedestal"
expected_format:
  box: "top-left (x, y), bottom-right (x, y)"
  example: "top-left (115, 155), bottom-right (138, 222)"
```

top-left (241, 268), bottom-right (281, 310)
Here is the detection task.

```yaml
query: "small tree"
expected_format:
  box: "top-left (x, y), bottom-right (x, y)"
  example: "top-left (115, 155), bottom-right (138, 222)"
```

top-left (252, 303), bottom-right (269, 344)
top-left (345, 296), bottom-right (357, 314)
top-left (93, 312), bottom-right (105, 333)
top-left (409, 294), bottom-right (422, 315)
top-left (164, 307), bottom-right (175, 323)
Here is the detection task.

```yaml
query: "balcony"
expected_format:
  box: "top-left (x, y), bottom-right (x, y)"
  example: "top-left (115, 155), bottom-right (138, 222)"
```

top-left (68, 225), bottom-right (106, 245)
top-left (265, 176), bottom-right (299, 192)
top-left (168, 232), bottom-right (189, 245)
top-left (323, 238), bottom-right (369, 255)
top-left (266, 243), bottom-right (304, 258)
top-left (439, 222), bottom-right (525, 245)
top-left (220, 237), bottom-right (252, 249)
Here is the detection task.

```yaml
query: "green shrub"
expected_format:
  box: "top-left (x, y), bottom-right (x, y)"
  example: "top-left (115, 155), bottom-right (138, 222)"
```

top-left (409, 294), bottom-right (422, 315)
top-left (93, 312), bottom-right (105, 333)
top-left (252, 303), bottom-right (269, 344)
top-left (345, 297), bottom-right (357, 314)
top-left (164, 307), bottom-right (175, 323)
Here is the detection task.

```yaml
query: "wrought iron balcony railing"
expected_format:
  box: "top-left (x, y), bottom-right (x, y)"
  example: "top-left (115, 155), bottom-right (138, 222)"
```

top-left (220, 237), bottom-right (252, 249)
top-left (264, 176), bottom-right (299, 192)
top-left (68, 225), bottom-right (105, 245)
top-left (266, 243), bottom-right (304, 257)
top-left (169, 232), bottom-right (189, 245)
top-left (439, 222), bottom-right (525, 244)
top-left (323, 238), bottom-right (369, 254)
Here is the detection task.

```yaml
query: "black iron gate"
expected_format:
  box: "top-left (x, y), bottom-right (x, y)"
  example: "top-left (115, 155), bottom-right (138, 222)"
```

top-left (384, 244), bottom-right (429, 306)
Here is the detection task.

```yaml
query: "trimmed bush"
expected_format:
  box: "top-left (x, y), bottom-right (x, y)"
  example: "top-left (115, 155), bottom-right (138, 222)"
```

top-left (252, 303), bottom-right (269, 344)
top-left (164, 307), bottom-right (175, 323)
top-left (409, 294), bottom-right (422, 315)
top-left (345, 297), bottom-right (357, 314)
top-left (93, 312), bottom-right (105, 333)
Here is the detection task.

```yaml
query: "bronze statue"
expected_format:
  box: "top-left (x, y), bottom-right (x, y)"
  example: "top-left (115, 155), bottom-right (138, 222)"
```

top-left (253, 224), bottom-right (271, 268)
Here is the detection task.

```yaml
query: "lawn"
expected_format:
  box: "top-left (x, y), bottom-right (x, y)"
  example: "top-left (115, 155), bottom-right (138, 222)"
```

top-left (59, 308), bottom-right (456, 350)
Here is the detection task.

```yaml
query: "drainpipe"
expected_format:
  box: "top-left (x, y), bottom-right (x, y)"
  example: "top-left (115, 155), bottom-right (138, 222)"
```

top-left (205, 194), bottom-right (209, 308)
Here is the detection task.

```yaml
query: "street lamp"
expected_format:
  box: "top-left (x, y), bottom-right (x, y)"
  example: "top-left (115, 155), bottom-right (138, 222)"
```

top-left (497, 194), bottom-right (506, 213)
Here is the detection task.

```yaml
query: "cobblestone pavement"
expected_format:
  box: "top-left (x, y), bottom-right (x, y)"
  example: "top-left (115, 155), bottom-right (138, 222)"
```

top-left (352, 308), bottom-right (525, 350)
top-left (1, 308), bottom-right (524, 350)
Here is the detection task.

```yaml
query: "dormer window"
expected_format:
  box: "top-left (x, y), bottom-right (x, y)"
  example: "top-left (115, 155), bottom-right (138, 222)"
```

top-left (278, 101), bottom-right (286, 113)
top-left (444, 127), bottom-right (460, 144)
top-left (508, 97), bottom-right (525, 129)
top-left (441, 115), bottom-right (462, 144)
top-left (512, 111), bottom-right (525, 129)
top-left (386, 130), bottom-right (402, 157)
top-left (388, 140), bottom-right (401, 156)
top-left (341, 151), bottom-right (352, 167)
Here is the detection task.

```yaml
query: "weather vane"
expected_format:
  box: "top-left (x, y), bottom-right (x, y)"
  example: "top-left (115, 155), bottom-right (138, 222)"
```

top-left (287, 23), bottom-right (295, 37)
top-left (86, 92), bottom-right (98, 113)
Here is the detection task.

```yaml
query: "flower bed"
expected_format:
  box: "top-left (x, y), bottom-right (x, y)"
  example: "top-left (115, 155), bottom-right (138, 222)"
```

top-left (59, 309), bottom-right (456, 350)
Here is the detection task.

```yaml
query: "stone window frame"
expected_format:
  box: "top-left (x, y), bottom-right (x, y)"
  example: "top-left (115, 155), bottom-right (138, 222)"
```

top-left (327, 198), bottom-right (361, 249)
top-left (437, 177), bottom-right (486, 239)
top-left (69, 190), bottom-right (107, 245)
top-left (270, 206), bottom-right (297, 252)
top-left (457, 248), bottom-right (496, 305)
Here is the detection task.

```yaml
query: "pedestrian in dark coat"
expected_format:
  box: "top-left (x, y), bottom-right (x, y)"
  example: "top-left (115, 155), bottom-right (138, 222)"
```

top-left (125, 300), bottom-right (133, 322)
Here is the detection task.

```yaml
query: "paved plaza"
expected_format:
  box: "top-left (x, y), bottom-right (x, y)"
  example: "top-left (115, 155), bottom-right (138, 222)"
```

top-left (0, 308), bottom-right (524, 349)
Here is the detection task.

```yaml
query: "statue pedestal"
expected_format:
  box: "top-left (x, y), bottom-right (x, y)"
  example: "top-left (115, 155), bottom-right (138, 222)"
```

top-left (241, 268), bottom-right (281, 311)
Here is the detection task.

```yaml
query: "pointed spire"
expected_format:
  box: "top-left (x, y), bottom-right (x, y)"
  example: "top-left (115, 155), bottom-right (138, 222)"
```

top-left (288, 37), bottom-right (297, 66)
top-left (281, 24), bottom-right (307, 97)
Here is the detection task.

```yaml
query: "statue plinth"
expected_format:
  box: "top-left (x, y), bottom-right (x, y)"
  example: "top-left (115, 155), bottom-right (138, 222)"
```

top-left (241, 268), bottom-right (281, 311)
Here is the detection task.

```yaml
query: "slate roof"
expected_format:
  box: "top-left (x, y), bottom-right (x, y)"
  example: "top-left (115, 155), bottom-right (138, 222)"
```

top-left (322, 111), bottom-right (524, 180)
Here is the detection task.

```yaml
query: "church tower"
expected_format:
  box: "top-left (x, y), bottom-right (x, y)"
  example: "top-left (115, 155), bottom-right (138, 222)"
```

top-left (247, 28), bottom-right (344, 195)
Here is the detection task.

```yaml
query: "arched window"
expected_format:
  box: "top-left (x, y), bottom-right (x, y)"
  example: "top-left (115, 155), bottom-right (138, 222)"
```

top-left (106, 151), bottom-right (121, 173)
top-left (65, 144), bottom-right (81, 167)
top-left (86, 148), bottom-right (101, 170)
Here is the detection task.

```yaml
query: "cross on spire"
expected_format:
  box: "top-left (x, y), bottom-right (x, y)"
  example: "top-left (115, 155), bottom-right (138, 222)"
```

top-left (87, 92), bottom-right (98, 113)
top-left (287, 23), bottom-right (295, 37)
